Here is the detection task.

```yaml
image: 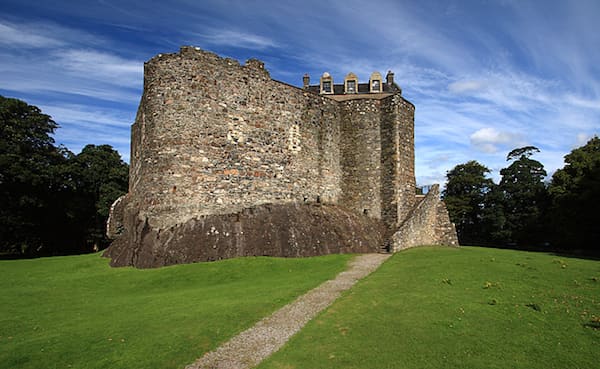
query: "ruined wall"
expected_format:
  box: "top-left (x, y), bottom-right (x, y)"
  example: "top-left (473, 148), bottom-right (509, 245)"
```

top-left (129, 47), bottom-right (343, 230)
top-left (390, 185), bottom-right (459, 250)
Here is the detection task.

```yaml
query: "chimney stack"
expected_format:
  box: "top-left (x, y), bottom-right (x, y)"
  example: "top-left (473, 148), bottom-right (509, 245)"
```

top-left (386, 70), bottom-right (394, 86)
top-left (303, 73), bottom-right (310, 89)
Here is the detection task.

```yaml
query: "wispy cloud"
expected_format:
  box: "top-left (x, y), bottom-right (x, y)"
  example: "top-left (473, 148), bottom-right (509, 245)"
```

top-left (449, 80), bottom-right (486, 94)
top-left (42, 103), bottom-right (134, 161)
top-left (195, 29), bottom-right (278, 50)
top-left (0, 17), bottom-right (141, 161)
top-left (53, 50), bottom-right (142, 87)
top-left (0, 19), bottom-right (142, 103)
top-left (42, 103), bottom-right (134, 129)
top-left (576, 133), bottom-right (594, 147)
top-left (1, 0), bottom-right (599, 182)
top-left (0, 21), bottom-right (65, 48)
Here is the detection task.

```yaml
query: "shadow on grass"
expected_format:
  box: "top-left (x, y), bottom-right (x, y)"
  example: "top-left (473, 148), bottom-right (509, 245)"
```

top-left (460, 243), bottom-right (600, 261)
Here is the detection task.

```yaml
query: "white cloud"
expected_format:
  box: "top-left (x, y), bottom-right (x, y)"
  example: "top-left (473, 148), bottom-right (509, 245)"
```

top-left (53, 50), bottom-right (142, 87)
top-left (196, 30), bottom-right (278, 50)
top-left (576, 133), bottom-right (593, 147)
top-left (37, 103), bottom-right (134, 161)
top-left (470, 127), bottom-right (524, 153)
top-left (42, 104), bottom-right (134, 129)
top-left (448, 80), bottom-right (486, 94)
top-left (0, 21), bottom-right (65, 48)
top-left (0, 49), bottom-right (142, 102)
top-left (2, 1), bottom-right (600, 185)
top-left (564, 95), bottom-right (600, 110)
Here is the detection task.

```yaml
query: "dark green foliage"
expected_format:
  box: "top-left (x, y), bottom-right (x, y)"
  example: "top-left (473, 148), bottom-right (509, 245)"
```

top-left (0, 96), bottom-right (67, 255)
top-left (0, 96), bottom-right (128, 257)
top-left (444, 148), bottom-right (549, 248)
top-left (66, 144), bottom-right (129, 249)
top-left (444, 141), bottom-right (599, 253)
top-left (442, 160), bottom-right (495, 245)
top-left (497, 146), bottom-right (548, 246)
top-left (548, 136), bottom-right (600, 253)
top-left (479, 185), bottom-right (509, 245)
top-left (506, 145), bottom-right (540, 161)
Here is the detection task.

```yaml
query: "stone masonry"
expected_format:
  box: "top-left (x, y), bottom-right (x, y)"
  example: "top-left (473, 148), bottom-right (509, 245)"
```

top-left (104, 46), bottom-right (458, 268)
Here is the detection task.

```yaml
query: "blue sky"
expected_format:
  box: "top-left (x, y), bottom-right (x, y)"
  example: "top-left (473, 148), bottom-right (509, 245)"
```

top-left (1, 0), bottom-right (599, 186)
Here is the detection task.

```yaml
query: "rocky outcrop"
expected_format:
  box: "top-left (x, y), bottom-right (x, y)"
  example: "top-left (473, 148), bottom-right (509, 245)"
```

top-left (103, 203), bottom-right (387, 268)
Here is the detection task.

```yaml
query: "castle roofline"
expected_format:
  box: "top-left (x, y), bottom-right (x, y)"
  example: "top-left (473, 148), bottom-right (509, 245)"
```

top-left (303, 70), bottom-right (402, 97)
top-left (305, 82), bottom-right (400, 95)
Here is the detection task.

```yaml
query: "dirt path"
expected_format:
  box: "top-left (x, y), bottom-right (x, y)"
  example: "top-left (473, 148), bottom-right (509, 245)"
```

top-left (184, 253), bottom-right (391, 369)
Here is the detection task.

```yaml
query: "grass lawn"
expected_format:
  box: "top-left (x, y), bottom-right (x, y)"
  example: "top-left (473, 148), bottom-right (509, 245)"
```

top-left (0, 252), bottom-right (352, 369)
top-left (258, 246), bottom-right (600, 369)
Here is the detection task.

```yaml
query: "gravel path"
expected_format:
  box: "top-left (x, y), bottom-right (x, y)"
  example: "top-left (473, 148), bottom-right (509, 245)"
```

top-left (184, 253), bottom-right (391, 369)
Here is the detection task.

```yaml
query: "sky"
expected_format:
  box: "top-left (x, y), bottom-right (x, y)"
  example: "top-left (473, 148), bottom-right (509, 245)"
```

top-left (1, 0), bottom-right (599, 186)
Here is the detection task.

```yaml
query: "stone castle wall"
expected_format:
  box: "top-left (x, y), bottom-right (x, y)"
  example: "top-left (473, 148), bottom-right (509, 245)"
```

top-left (338, 96), bottom-right (416, 228)
top-left (339, 99), bottom-right (383, 219)
top-left (127, 46), bottom-right (415, 231)
top-left (129, 47), bottom-right (344, 230)
top-left (105, 46), bottom-right (457, 268)
top-left (391, 185), bottom-right (459, 250)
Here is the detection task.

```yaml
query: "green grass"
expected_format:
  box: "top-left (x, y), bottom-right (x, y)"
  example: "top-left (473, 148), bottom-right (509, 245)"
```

top-left (0, 252), bottom-right (352, 369)
top-left (258, 246), bottom-right (600, 369)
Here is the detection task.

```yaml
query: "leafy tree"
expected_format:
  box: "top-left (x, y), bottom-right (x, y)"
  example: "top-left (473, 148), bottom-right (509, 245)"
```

top-left (479, 185), bottom-right (509, 246)
top-left (0, 95), bottom-right (68, 255)
top-left (506, 146), bottom-right (540, 161)
top-left (1, 96), bottom-right (129, 257)
top-left (497, 146), bottom-right (548, 246)
top-left (443, 160), bottom-right (495, 245)
top-left (66, 144), bottom-right (129, 250)
top-left (548, 136), bottom-right (600, 253)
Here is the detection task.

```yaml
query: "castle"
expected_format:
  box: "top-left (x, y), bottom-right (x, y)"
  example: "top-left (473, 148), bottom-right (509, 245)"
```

top-left (104, 46), bottom-right (458, 268)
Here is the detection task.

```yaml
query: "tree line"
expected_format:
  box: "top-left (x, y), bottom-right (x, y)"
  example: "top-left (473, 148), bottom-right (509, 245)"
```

top-left (442, 139), bottom-right (600, 255)
top-left (1, 96), bottom-right (129, 257)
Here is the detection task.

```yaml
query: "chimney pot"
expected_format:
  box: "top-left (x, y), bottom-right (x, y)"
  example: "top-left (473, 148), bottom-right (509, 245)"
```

top-left (303, 73), bottom-right (310, 88)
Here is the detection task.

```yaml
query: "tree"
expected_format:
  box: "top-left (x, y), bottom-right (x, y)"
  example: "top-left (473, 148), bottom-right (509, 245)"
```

top-left (506, 146), bottom-right (540, 161)
top-left (66, 144), bottom-right (129, 250)
top-left (497, 146), bottom-right (548, 247)
top-left (548, 136), bottom-right (600, 253)
top-left (1, 96), bottom-right (129, 257)
top-left (0, 95), bottom-right (68, 255)
top-left (443, 160), bottom-right (495, 245)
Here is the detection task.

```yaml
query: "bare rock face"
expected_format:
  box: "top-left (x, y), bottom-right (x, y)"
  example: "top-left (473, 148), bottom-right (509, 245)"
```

top-left (103, 203), bottom-right (387, 268)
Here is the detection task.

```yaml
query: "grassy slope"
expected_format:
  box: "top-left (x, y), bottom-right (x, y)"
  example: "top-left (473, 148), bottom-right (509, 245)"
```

top-left (0, 252), bottom-right (352, 369)
top-left (258, 246), bottom-right (600, 369)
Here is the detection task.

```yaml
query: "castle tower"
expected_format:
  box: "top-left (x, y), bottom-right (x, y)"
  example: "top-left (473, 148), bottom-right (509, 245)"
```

top-left (104, 46), bottom-right (457, 268)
